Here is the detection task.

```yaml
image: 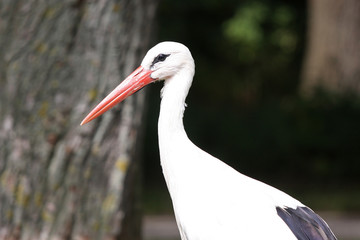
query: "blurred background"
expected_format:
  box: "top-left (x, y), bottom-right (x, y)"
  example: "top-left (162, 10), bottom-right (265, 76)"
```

top-left (1, 0), bottom-right (359, 239)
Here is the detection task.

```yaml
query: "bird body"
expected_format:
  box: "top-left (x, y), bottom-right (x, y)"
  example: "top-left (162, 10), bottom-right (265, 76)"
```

top-left (159, 136), bottom-right (301, 239)
top-left (81, 42), bottom-right (337, 240)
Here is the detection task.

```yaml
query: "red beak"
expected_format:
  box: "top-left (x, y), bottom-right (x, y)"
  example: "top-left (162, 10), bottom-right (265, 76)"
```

top-left (81, 66), bottom-right (153, 125)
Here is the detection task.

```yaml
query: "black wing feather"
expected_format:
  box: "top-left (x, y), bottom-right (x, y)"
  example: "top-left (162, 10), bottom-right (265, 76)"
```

top-left (276, 206), bottom-right (337, 240)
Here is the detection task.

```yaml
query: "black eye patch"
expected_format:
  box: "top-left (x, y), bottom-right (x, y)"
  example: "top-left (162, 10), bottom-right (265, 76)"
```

top-left (151, 53), bottom-right (170, 67)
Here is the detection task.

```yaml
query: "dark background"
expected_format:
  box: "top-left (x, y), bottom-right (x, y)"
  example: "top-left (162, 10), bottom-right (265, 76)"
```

top-left (142, 0), bottom-right (360, 213)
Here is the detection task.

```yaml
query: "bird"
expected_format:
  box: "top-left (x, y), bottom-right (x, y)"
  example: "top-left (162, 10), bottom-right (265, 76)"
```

top-left (81, 42), bottom-right (337, 240)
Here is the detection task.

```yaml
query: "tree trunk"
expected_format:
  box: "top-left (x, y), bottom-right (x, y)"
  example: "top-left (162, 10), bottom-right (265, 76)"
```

top-left (301, 0), bottom-right (360, 95)
top-left (0, 0), bottom-right (157, 239)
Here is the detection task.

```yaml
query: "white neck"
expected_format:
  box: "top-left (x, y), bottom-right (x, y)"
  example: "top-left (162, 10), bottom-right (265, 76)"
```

top-left (158, 67), bottom-right (195, 189)
top-left (158, 67), bottom-right (194, 136)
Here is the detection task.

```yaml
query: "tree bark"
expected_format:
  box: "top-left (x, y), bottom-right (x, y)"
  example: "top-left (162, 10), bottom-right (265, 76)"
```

top-left (301, 0), bottom-right (360, 95)
top-left (0, 0), bottom-right (157, 239)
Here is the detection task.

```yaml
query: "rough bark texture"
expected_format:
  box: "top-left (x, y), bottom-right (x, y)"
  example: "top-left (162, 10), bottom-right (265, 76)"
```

top-left (301, 0), bottom-right (360, 95)
top-left (0, 0), bottom-right (157, 239)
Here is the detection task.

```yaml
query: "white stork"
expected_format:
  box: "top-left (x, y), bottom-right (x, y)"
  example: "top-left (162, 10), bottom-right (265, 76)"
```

top-left (81, 42), bottom-right (337, 240)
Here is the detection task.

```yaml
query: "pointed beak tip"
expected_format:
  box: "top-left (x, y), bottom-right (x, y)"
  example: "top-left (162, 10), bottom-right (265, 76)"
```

top-left (80, 118), bottom-right (90, 126)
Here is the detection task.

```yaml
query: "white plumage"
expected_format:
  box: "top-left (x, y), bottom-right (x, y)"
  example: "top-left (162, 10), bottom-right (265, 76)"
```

top-left (82, 42), bottom-right (337, 240)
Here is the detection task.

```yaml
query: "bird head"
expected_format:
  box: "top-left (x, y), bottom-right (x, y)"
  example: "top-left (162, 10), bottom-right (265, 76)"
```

top-left (142, 41), bottom-right (194, 81)
top-left (81, 41), bottom-right (194, 125)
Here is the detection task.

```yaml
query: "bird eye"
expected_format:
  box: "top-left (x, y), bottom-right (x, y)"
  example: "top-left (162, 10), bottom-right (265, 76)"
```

top-left (151, 53), bottom-right (170, 67)
top-left (157, 54), bottom-right (169, 62)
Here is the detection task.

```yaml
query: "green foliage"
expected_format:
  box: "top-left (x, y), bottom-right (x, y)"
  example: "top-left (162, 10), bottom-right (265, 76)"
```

top-left (223, 2), bottom-right (297, 62)
top-left (224, 2), bottom-right (268, 61)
